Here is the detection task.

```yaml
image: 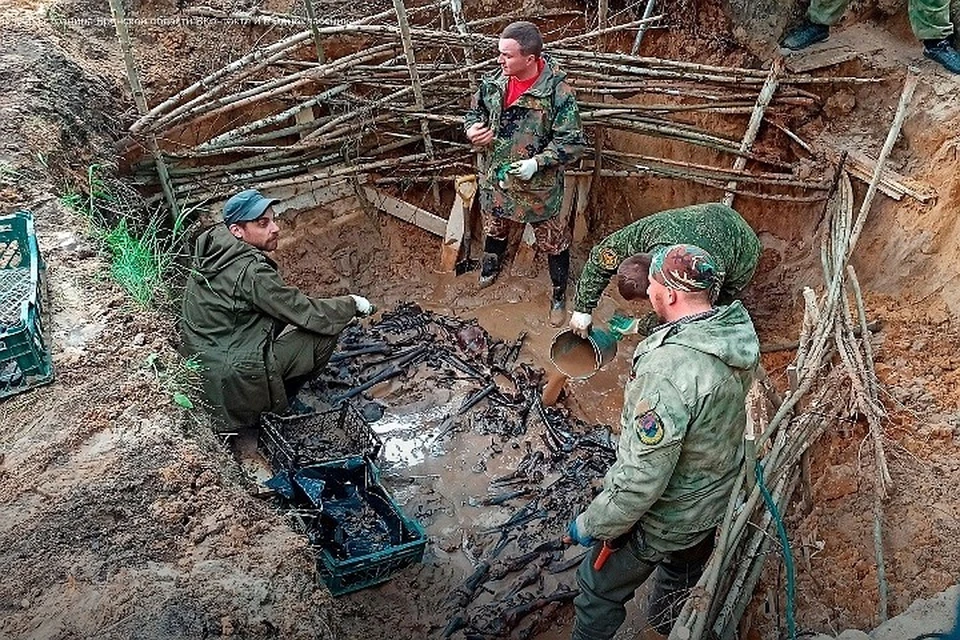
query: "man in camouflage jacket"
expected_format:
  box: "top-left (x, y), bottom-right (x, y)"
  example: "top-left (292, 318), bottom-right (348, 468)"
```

top-left (464, 20), bottom-right (586, 325)
top-left (565, 244), bottom-right (760, 639)
top-left (180, 189), bottom-right (374, 430)
top-left (568, 202), bottom-right (761, 337)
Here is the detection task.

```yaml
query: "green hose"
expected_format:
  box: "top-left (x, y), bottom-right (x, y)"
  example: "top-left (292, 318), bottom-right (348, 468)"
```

top-left (755, 460), bottom-right (797, 640)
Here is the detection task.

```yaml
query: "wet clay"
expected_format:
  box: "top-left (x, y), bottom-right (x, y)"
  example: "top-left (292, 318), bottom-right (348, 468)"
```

top-left (541, 370), bottom-right (568, 407)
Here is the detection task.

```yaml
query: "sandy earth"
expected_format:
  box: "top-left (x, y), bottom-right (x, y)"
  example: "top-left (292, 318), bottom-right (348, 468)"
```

top-left (1, 0), bottom-right (960, 639)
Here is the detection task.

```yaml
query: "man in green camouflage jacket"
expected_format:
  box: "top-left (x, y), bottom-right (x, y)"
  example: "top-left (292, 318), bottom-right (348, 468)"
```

top-left (568, 202), bottom-right (761, 337)
top-left (565, 244), bottom-right (760, 640)
top-left (464, 20), bottom-right (586, 326)
top-left (180, 189), bottom-right (374, 430)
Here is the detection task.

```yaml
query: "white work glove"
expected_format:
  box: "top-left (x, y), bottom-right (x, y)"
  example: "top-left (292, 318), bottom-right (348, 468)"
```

top-left (508, 158), bottom-right (538, 181)
top-left (569, 312), bottom-right (592, 338)
top-left (349, 294), bottom-right (375, 317)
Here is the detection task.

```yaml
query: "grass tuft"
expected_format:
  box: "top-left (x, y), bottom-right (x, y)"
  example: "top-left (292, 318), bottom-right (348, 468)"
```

top-left (60, 164), bottom-right (192, 308)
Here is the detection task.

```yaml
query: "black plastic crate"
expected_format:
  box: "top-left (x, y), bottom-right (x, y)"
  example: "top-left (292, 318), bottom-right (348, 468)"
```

top-left (287, 458), bottom-right (427, 596)
top-left (0, 211), bottom-right (52, 399)
top-left (259, 405), bottom-right (382, 471)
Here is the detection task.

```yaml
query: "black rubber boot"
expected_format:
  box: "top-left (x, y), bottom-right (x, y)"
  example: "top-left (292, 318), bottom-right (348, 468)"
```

top-left (781, 20), bottom-right (829, 50)
top-left (924, 39), bottom-right (960, 74)
top-left (479, 237), bottom-right (507, 288)
top-left (547, 250), bottom-right (570, 327)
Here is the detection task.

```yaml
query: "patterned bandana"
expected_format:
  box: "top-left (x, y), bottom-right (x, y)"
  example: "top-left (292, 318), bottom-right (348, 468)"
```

top-left (650, 244), bottom-right (723, 298)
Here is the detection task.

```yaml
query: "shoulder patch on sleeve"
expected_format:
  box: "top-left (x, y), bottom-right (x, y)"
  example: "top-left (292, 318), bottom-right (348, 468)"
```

top-left (597, 247), bottom-right (620, 271)
top-left (636, 409), bottom-right (665, 445)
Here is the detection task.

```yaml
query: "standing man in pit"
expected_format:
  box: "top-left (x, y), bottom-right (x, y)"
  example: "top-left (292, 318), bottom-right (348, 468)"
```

top-left (180, 188), bottom-right (375, 430)
top-left (781, 0), bottom-right (960, 73)
top-left (464, 20), bottom-right (586, 326)
top-left (565, 244), bottom-right (760, 640)
top-left (568, 202), bottom-right (761, 338)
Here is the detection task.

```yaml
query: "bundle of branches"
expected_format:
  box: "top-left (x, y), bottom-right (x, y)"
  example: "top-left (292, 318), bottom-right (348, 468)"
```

top-left (668, 72), bottom-right (916, 640)
top-left (125, 2), bottom-right (879, 208)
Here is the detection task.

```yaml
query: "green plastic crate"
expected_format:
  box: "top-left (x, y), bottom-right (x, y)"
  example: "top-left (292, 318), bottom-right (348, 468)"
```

top-left (259, 405), bottom-right (383, 471)
top-left (0, 211), bottom-right (52, 399)
top-left (289, 458), bottom-right (428, 596)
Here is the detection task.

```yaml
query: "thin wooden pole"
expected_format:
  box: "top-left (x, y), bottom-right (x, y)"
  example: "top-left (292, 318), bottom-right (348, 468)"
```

top-left (106, 0), bottom-right (180, 222)
top-left (630, 0), bottom-right (657, 55)
top-left (394, 0), bottom-right (440, 206)
top-left (302, 0), bottom-right (326, 63)
top-left (722, 58), bottom-right (783, 207)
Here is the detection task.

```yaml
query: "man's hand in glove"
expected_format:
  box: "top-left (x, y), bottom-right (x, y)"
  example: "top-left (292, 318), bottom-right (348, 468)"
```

top-left (608, 312), bottom-right (640, 340)
top-left (508, 158), bottom-right (538, 181)
top-left (565, 513), bottom-right (595, 547)
top-left (569, 312), bottom-right (592, 338)
top-left (349, 294), bottom-right (375, 317)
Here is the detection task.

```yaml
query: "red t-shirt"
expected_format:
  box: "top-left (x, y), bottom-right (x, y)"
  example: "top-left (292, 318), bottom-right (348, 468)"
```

top-left (505, 58), bottom-right (545, 107)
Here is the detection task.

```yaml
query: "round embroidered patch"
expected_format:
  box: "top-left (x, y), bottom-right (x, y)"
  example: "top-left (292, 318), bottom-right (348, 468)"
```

top-left (637, 410), bottom-right (664, 445)
top-left (597, 247), bottom-right (620, 271)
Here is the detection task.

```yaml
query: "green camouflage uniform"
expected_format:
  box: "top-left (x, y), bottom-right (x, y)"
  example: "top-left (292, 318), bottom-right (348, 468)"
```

top-left (572, 301), bottom-right (760, 640)
top-left (463, 55), bottom-right (586, 229)
top-left (573, 202), bottom-right (761, 313)
top-left (180, 225), bottom-right (357, 430)
top-left (808, 0), bottom-right (952, 40)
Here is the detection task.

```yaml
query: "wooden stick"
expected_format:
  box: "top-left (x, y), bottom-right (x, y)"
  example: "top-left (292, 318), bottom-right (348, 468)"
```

top-left (106, 0), bottom-right (180, 221)
top-left (302, 0), bottom-right (326, 63)
top-left (723, 58), bottom-right (783, 206)
top-left (392, 0), bottom-right (439, 206)
top-left (630, 0), bottom-right (657, 55)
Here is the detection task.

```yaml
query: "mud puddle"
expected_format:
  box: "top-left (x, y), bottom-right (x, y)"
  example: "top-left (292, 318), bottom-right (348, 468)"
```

top-left (272, 303), bottom-right (622, 637)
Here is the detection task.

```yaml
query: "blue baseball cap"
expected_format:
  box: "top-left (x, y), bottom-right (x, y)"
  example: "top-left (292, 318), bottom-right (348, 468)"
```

top-left (222, 189), bottom-right (280, 225)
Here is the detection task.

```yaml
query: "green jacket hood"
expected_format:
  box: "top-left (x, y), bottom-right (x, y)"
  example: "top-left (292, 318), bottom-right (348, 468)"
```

top-left (641, 301), bottom-right (760, 371)
top-left (192, 225), bottom-right (263, 277)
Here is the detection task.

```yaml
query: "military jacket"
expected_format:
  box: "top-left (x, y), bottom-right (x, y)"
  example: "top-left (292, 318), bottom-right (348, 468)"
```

top-left (180, 225), bottom-right (357, 428)
top-left (464, 55), bottom-right (586, 224)
top-left (573, 203), bottom-right (762, 313)
top-left (580, 302), bottom-right (760, 552)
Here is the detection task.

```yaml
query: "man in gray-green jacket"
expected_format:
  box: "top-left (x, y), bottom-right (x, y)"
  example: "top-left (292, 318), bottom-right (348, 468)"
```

top-left (569, 202), bottom-right (761, 338)
top-left (180, 189), bottom-right (373, 430)
top-left (566, 244), bottom-right (760, 640)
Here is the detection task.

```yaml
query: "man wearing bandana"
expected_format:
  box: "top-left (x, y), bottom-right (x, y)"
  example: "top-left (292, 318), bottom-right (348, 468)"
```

top-left (568, 202), bottom-right (760, 338)
top-left (565, 245), bottom-right (760, 640)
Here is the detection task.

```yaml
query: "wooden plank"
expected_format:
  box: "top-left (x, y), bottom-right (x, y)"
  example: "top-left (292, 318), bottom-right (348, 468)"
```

top-left (784, 45), bottom-right (860, 74)
top-left (269, 180), bottom-right (358, 217)
top-left (572, 174), bottom-right (593, 244)
top-left (362, 186), bottom-right (447, 236)
top-left (439, 175), bottom-right (475, 272)
top-left (844, 148), bottom-right (936, 204)
top-left (510, 223), bottom-right (538, 278)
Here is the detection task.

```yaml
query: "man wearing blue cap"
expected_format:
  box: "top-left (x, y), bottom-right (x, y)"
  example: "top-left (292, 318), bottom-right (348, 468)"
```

top-left (565, 245), bottom-right (759, 640)
top-left (180, 189), bottom-right (374, 430)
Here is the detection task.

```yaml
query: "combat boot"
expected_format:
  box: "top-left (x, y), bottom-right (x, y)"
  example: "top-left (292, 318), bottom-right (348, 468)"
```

top-left (924, 39), bottom-right (960, 74)
top-left (478, 237), bottom-right (507, 289)
top-left (549, 286), bottom-right (567, 327)
top-left (781, 20), bottom-right (829, 50)
top-left (547, 249), bottom-right (570, 327)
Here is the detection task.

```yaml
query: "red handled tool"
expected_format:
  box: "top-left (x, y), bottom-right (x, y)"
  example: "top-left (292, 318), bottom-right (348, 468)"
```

top-left (593, 541), bottom-right (615, 570)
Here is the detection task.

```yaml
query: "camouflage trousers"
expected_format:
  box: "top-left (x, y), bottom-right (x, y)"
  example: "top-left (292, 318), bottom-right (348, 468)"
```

top-left (808, 0), bottom-right (952, 40)
top-left (571, 529), bottom-right (715, 640)
top-left (483, 209), bottom-right (572, 256)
